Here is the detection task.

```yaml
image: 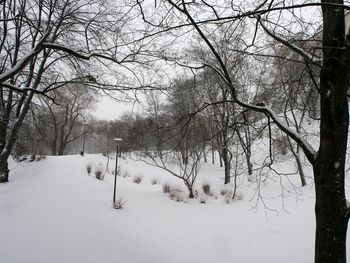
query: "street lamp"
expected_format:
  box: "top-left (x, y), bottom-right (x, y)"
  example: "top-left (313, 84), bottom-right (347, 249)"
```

top-left (113, 138), bottom-right (123, 205)
top-left (80, 122), bottom-right (87, 156)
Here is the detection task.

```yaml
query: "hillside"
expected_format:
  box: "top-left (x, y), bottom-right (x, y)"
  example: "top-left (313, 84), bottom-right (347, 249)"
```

top-left (0, 153), bottom-right (336, 263)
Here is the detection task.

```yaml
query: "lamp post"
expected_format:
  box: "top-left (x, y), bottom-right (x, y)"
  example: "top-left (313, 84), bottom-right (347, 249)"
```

top-left (113, 138), bottom-right (123, 204)
top-left (81, 122), bottom-right (87, 156)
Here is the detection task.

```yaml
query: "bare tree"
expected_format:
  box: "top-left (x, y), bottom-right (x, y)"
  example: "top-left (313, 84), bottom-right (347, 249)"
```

top-left (136, 1), bottom-right (350, 262)
top-left (33, 84), bottom-right (95, 155)
top-left (0, 0), bottom-right (149, 182)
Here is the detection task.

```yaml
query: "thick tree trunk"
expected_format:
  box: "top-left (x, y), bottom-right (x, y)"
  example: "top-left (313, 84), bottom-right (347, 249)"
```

top-left (58, 144), bottom-right (65, 156)
top-left (0, 92), bottom-right (35, 182)
top-left (314, 163), bottom-right (349, 263)
top-left (314, 2), bottom-right (350, 262)
top-left (51, 140), bottom-right (57, 156)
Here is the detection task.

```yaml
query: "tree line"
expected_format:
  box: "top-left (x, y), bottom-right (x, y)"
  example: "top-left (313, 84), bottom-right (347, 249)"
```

top-left (0, 0), bottom-right (349, 262)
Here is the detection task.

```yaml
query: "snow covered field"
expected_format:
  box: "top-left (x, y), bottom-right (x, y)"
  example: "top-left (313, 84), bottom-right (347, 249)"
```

top-left (0, 154), bottom-right (347, 263)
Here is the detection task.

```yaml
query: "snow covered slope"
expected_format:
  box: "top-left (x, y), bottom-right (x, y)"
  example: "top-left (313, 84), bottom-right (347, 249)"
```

top-left (0, 154), bottom-right (344, 263)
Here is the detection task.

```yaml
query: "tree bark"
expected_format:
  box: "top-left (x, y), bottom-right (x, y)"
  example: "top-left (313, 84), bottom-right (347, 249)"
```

top-left (313, 2), bottom-right (350, 262)
top-left (202, 144), bottom-right (208, 163)
top-left (187, 185), bottom-right (194, 198)
top-left (0, 116), bottom-right (9, 182)
top-left (0, 160), bottom-right (9, 183)
top-left (222, 148), bottom-right (231, 184)
top-left (51, 140), bottom-right (57, 156)
top-left (245, 151), bottom-right (253, 176)
top-left (219, 152), bottom-right (223, 167)
top-left (57, 143), bottom-right (66, 156)
top-left (289, 143), bottom-right (307, 186)
top-left (295, 151), bottom-right (307, 187)
top-left (211, 146), bottom-right (215, 164)
top-left (314, 163), bottom-right (349, 263)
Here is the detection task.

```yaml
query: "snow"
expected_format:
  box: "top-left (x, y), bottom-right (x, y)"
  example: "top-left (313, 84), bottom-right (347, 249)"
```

top-left (0, 154), bottom-right (347, 263)
top-left (0, 31), bottom-right (50, 84)
top-left (267, 107), bottom-right (317, 160)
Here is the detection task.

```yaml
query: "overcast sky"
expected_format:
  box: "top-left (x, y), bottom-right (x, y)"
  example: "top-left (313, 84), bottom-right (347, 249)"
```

top-left (93, 97), bottom-right (143, 121)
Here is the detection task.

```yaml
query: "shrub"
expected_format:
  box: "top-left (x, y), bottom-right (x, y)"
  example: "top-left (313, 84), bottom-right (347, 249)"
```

top-left (133, 174), bottom-right (143, 184)
top-left (274, 136), bottom-right (289, 156)
top-left (169, 186), bottom-right (185, 202)
top-left (113, 197), bottom-right (126, 209)
top-left (16, 155), bottom-right (28, 162)
top-left (202, 182), bottom-right (212, 196)
top-left (234, 191), bottom-right (244, 201)
top-left (224, 189), bottom-right (244, 204)
top-left (224, 191), bottom-right (233, 204)
top-left (198, 193), bottom-right (209, 204)
top-left (86, 164), bottom-right (92, 175)
top-left (151, 177), bottom-right (160, 185)
top-left (95, 167), bottom-right (104, 180)
top-left (35, 155), bottom-right (46, 161)
top-left (220, 187), bottom-right (229, 196)
top-left (162, 182), bottom-right (171, 193)
top-left (220, 184), bottom-right (236, 197)
top-left (247, 175), bottom-right (255, 182)
top-left (122, 171), bottom-right (130, 178)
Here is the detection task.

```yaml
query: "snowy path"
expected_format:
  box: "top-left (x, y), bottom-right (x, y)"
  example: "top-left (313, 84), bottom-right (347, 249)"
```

top-left (0, 155), bottom-right (326, 263)
top-left (0, 156), bottom-right (155, 263)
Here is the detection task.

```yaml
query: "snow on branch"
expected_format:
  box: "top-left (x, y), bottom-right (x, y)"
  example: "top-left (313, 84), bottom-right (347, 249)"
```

top-left (165, 0), bottom-right (317, 164)
top-left (235, 99), bottom-right (317, 164)
top-left (0, 31), bottom-right (50, 83)
top-left (256, 16), bottom-right (321, 65)
top-left (41, 43), bottom-right (126, 64)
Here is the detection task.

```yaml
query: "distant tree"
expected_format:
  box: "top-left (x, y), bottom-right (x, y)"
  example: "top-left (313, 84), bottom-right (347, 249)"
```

top-left (33, 84), bottom-right (96, 155)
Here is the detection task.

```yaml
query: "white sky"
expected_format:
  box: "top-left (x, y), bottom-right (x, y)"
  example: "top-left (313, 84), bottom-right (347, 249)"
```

top-left (92, 97), bottom-right (144, 121)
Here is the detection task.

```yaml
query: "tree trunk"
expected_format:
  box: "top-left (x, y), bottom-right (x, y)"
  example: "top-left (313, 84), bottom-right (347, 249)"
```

top-left (237, 129), bottom-right (253, 176)
top-left (211, 146), bottom-right (215, 164)
top-left (184, 180), bottom-right (195, 198)
top-left (202, 144), bottom-right (207, 163)
top-left (314, 163), bottom-right (349, 263)
top-left (0, 117), bottom-right (9, 182)
top-left (0, 160), bottom-right (9, 183)
top-left (245, 151), bottom-right (253, 176)
top-left (57, 141), bottom-right (66, 155)
top-left (222, 146), bottom-right (231, 184)
top-left (313, 2), bottom-right (350, 262)
top-left (289, 143), bottom-right (307, 186)
top-left (188, 186), bottom-right (194, 198)
top-left (58, 146), bottom-right (65, 156)
top-left (294, 150), bottom-right (307, 187)
top-left (51, 140), bottom-right (57, 156)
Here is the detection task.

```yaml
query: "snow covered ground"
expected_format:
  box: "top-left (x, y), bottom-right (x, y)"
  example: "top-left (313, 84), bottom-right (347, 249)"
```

top-left (0, 154), bottom-right (347, 263)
